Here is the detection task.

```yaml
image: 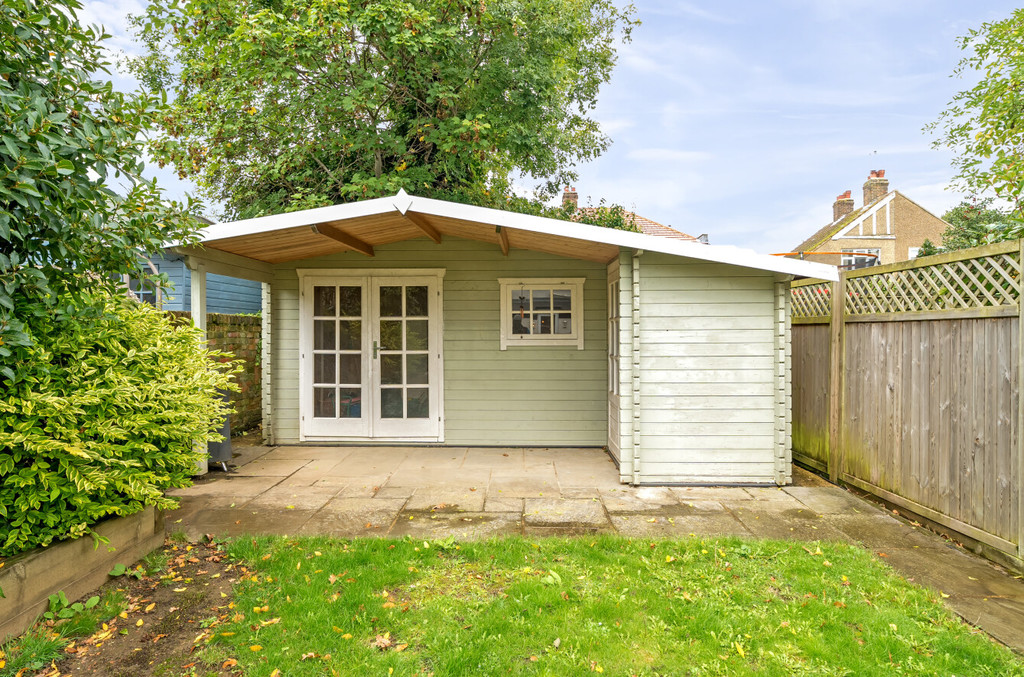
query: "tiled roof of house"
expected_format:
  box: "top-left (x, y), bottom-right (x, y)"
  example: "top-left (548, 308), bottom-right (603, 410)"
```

top-left (577, 207), bottom-right (699, 242)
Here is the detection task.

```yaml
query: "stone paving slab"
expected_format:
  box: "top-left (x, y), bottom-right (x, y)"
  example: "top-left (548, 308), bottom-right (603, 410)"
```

top-left (730, 506), bottom-right (851, 542)
top-left (390, 512), bottom-right (522, 540)
top-left (404, 489), bottom-right (485, 512)
top-left (523, 498), bottom-right (609, 528)
top-left (233, 458), bottom-right (311, 477)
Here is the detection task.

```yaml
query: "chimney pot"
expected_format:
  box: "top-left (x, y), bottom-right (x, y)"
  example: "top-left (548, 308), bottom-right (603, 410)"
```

top-left (562, 186), bottom-right (579, 209)
top-left (863, 169), bottom-right (890, 205)
top-left (833, 190), bottom-right (855, 222)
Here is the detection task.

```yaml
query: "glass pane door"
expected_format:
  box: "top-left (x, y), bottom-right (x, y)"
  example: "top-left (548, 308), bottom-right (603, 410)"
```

top-left (372, 278), bottom-right (439, 438)
top-left (302, 273), bottom-right (442, 441)
top-left (304, 281), bottom-right (370, 438)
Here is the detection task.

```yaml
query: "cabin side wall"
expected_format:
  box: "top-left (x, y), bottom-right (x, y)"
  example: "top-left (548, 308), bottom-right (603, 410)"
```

top-left (633, 252), bottom-right (787, 484)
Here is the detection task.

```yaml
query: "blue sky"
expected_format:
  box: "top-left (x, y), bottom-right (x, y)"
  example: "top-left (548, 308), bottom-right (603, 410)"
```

top-left (84, 0), bottom-right (1020, 253)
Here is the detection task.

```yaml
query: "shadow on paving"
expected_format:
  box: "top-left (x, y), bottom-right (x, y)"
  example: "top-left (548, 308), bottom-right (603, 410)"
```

top-left (165, 443), bottom-right (1024, 653)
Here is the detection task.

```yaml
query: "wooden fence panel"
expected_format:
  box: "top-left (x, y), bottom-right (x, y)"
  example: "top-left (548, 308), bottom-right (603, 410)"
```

top-left (792, 324), bottom-right (830, 471)
top-left (790, 241), bottom-right (1024, 564)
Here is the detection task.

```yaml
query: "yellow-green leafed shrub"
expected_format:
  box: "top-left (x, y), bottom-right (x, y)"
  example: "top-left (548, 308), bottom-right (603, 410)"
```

top-left (0, 297), bottom-right (238, 557)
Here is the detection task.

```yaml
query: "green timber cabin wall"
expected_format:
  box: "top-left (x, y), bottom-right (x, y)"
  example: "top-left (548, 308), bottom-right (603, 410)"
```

top-left (268, 237), bottom-right (608, 446)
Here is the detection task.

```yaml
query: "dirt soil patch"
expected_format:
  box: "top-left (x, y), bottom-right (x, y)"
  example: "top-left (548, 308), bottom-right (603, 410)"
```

top-left (42, 539), bottom-right (248, 677)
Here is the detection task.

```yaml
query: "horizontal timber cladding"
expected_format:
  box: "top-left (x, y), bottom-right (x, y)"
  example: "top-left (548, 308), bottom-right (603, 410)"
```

top-left (270, 237), bottom-right (608, 445)
top-left (634, 252), bottom-right (784, 484)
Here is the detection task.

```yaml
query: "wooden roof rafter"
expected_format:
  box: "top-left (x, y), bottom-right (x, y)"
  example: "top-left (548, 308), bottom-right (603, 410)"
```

top-left (496, 225), bottom-right (510, 256)
top-left (311, 223), bottom-right (374, 257)
top-left (401, 210), bottom-right (442, 244)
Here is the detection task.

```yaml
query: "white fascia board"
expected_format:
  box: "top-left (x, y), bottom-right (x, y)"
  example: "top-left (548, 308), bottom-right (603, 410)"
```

top-left (408, 195), bottom-right (839, 281)
top-left (192, 193), bottom-right (403, 243)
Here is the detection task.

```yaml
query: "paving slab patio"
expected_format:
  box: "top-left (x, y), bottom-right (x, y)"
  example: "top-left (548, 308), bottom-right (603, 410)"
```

top-left (166, 442), bottom-right (1024, 652)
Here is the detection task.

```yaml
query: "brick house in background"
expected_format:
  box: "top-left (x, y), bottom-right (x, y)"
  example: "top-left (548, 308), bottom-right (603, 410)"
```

top-left (789, 170), bottom-right (949, 269)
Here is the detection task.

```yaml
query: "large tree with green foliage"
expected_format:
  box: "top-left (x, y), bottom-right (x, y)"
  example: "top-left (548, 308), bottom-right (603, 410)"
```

top-left (918, 197), bottom-right (1017, 256)
top-left (0, 0), bottom-right (199, 381)
top-left (128, 0), bottom-right (637, 220)
top-left (928, 9), bottom-right (1024, 222)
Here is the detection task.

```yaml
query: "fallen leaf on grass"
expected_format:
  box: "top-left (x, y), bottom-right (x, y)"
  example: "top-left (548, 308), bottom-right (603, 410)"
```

top-left (301, 652), bottom-right (319, 660)
top-left (222, 659), bottom-right (238, 669)
top-left (373, 632), bottom-right (394, 650)
top-left (553, 638), bottom-right (561, 649)
top-left (250, 645), bottom-right (263, 652)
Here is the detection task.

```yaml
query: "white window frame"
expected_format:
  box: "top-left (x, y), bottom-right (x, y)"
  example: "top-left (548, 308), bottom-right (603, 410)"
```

top-left (908, 247), bottom-right (921, 259)
top-left (498, 278), bottom-right (585, 350)
top-left (840, 248), bottom-right (881, 270)
top-left (608, 278), bottom-right (621, 396)
top-left (125, 262), bottom-right (161, 308)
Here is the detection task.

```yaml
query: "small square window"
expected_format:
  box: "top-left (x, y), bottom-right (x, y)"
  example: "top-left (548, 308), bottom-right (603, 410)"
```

top-left (499, 278), bottom-right (585, 350)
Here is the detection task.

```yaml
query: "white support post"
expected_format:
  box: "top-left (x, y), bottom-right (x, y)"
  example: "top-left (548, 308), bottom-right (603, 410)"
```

top-left (261, 281), bottom-right (273, 446)
top-left (630, 249), bottom-right (643, 485)
top-left (190, 263), bottom-right (209, 475)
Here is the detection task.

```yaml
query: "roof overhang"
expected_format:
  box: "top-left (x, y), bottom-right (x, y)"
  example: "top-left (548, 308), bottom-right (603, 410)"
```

top-left (177, 190), bottom-right (838, 281)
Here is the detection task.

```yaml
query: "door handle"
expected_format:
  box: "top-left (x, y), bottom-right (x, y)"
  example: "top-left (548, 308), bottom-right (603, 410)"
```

top-left (373, 340), bottom-right (379, 359)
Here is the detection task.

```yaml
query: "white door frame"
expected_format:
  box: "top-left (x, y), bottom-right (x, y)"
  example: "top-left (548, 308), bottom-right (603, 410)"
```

top-left (297, 268), bottom-right (445, 442)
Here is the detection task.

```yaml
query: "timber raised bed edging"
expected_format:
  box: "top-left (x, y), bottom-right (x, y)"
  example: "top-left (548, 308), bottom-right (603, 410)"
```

top-left (0, 507), bottom-right (165, 642)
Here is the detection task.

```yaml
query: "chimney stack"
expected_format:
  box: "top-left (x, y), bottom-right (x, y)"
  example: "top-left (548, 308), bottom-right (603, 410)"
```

top-left (562, 186), bottom-right (579, 210)
top-left (833, 190), bottom-right (854, 222)
top-left (863, 169), bottom-right (889, 205)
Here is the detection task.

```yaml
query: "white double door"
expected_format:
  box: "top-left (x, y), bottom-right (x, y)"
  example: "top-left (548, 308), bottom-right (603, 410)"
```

top-left (299, 271), bottom-right (443, 441)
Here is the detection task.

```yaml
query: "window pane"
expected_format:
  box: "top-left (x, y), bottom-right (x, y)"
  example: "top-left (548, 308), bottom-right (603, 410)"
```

top-left (406, 286), bottom-right (428, 317)
top-left (512, 289), bottom-right (529, 314)
top-left (338, 286), bottom-right (361, 316)
top-left (314, 320), bottom-right (336, 351)
top-left (554, 313), bottom-right (572, 335)
top-left (339, 320), bottom-right (361, 350)
top-left (338, 388), bottom-right (361, 418)
top-left (313, 387), bottom-right (336, 418)
top-left (553, 288), bottom-right (572, 310)
top-left (407, 388), bottom-right (429, 418)
top-left (406, 320), bottom-right (428, 350)
top-left (380, 286), bottom-right (402, 317)
top-left (381, 354), bottom-right (403, 385)
top-left (533, 313), bottom-right (551, 334)
top-left (314, 286), bottom-right (336, 316)
top-left (313, 354), bottom-right (335, 384)
top-left (381, 388), bottom-right (403, 418)
top-left (339, 354), bottom-right (361, 384)
top-left (532, 289), bottom-right (550, 311)
top-left (512, 314), bottom-right (529, 335)
top-left (406, 354), bottom-right (429, 384)
top-left (379, 320), bottom-right (403, 350)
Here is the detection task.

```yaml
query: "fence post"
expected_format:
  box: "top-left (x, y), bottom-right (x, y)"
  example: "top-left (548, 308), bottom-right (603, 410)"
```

top-left (1018, 239), bottom-right (1024, 559)
top-left (828, 274), bottom-right (846, 483)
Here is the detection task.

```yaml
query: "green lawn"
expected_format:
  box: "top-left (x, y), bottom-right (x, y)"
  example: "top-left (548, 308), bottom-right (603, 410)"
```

top-left (207, 535), bottom-right (1022, 676)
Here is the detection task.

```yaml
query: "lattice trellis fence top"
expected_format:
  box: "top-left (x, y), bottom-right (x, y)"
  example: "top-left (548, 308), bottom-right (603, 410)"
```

top-left (791, 281), bottom-right (832, 318)
top-left (790, 241), bottom-right (1023, 318)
